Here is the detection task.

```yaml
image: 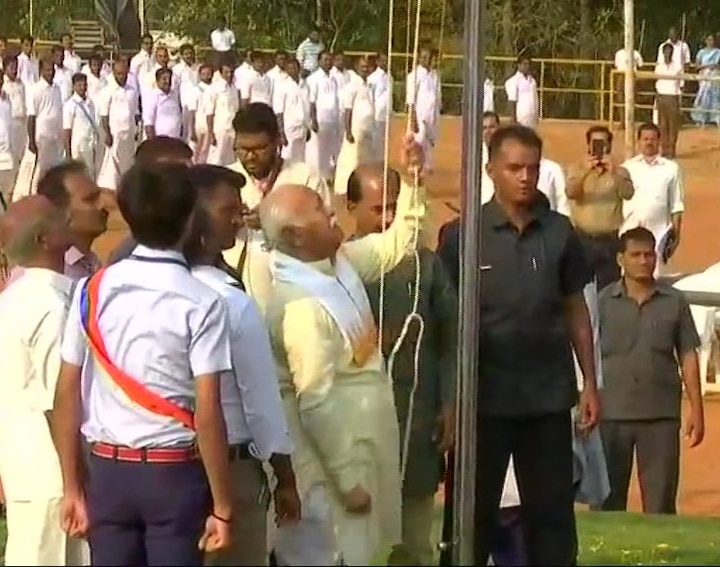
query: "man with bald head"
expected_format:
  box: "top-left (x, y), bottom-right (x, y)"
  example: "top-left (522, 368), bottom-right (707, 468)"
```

top-left (261, 147), bottom-right (426, 565)
top-left (347, 162), bottom-right (458, 565)
top-left (0, 196), bottom-right (89, 565)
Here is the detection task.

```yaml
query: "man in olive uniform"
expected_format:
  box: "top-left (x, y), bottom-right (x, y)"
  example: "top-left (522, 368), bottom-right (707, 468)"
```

top-left (347, 163), bottom-right (458, 565)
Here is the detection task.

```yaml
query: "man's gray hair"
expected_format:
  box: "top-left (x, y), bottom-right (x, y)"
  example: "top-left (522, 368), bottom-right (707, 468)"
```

top-left (258, 197), bottom-right (308, 250)
top-left (3, 216), bottom-right (57, 266)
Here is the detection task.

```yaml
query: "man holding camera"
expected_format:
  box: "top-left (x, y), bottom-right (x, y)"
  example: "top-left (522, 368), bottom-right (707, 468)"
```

top-left (566, 125), bottom-right (635, 289)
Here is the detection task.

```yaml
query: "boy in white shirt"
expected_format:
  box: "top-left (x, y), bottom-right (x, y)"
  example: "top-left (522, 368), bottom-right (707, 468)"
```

top-left (239, 51), bottom-right (273, 108)
top-left (63, 73), bottom-right (99, 179)
top-left (504, 55), bottom-right (538, 128)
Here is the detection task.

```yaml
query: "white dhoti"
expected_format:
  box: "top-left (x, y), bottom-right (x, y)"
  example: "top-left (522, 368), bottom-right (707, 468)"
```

top-left (9, 118), bottom-right (27, 175)
top-left (12, 149), bottom-right (40, 202)
top-left (517, 113), bottom-right (539, 130)
top-left (281, 136), bottom-right (307, 162)
top-left (411, 119), bottom-right (438, 174)
top-left (4, 497), bottom-right (89, 565)
top-left (72, 138), bottom-right (101, 181)
top-left (207, 129), bottom-right (235, 166)
top-left (193, 133), bottom-right (210, 164)
top-left (305, 122), bottom-right (340, 181)
top-left (371, 120), bottom-right (387, 161)
top-left (334, 131), bottom-right (374, 196)
top-left (0, 168), bottom-right (14, 204)
top-left (96, 132), bottom-right (136, 191)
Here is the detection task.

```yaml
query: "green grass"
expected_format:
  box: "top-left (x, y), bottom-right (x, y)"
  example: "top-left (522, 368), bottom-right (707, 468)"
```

top-left (1, 511), bottom-right (719, 565)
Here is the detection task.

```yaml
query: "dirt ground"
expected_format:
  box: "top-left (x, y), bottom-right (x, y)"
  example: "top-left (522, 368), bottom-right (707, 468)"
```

top-left (92, 116), bottom-right (720, 517)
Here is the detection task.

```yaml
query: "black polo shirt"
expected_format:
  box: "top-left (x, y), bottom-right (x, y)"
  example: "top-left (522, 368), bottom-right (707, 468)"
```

top-left (479, 199), bottom-right (592, 417)
top-left (598, 280), bottom-right (700, 421)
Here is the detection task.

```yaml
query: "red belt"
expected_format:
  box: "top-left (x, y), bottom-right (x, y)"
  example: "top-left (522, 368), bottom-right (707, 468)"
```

top-left (91, 442), bottom-right (199, 463)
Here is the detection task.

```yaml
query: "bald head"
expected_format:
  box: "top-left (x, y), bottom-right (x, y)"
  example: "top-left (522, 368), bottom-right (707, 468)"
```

top-left (0, 195), bottom-right (68, 267)
top-left (346, 163), bottom-right (401, 236)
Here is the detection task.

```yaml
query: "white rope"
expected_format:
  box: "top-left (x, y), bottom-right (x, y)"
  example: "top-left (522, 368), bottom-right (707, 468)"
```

top-left (378, 0), bottom-right (426, 485)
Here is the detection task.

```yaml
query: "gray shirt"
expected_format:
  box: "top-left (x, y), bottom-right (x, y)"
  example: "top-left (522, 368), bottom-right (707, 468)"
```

top-left (598, 280), bottom-right (700, 420)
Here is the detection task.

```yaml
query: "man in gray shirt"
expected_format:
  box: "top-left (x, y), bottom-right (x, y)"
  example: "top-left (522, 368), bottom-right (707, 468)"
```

top-left (597, 226), bottom-right (704, 514)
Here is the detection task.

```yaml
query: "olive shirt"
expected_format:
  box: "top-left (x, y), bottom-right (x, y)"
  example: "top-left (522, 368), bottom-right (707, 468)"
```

top-left (566, 164), bottom-right (634, 235)
top-left (598, 280), bottom-right (700, 421)
top-left (364, 247), bottom-right (458, 497)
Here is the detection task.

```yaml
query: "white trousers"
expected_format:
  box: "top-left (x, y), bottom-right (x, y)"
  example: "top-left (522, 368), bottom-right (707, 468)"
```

top-left (281, 136), bottom-right (307, 162)
top-left (5, 497), bottom-right (89, 565)
top-left (96, 132), bottom-right (136, 190)
top-left (207, 129), bottom-right (235, 166)
top-left (305, 121), bottom-right (340, 180)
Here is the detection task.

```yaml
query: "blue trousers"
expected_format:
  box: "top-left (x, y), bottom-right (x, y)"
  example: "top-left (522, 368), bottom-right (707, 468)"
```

top-left (87, 454), bottom-right (210, 566)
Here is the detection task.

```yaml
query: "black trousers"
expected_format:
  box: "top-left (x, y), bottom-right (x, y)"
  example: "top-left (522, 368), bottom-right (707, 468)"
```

top-left (474, 413), bottom-right (578, 566)
top-left (599, 419), bottom-right (680, 514)
top-left (577, 230), bottom-right (620, 290)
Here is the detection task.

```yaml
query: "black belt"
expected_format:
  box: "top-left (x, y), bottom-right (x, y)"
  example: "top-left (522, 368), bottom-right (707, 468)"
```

top-left (228, 443), bottom-right (252, 461)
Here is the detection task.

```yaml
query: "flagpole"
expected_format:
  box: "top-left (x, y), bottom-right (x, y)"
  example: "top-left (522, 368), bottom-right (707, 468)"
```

top-left (450, 0), bottom-right (485, 563)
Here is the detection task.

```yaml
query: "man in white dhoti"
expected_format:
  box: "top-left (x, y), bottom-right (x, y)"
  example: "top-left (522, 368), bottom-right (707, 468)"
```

top-left (406, 47), bottom-right (441, 174)
top-left (206, 63), bottom-right (240, 166)
top-left (3, 56), bottom-right (28, 188)
top-left (137, 46), bottom-right (171, 106)
top-left (223, 102), bottom-right (332, 314)
top-left (17, 35), bottom-right (39, 87)
top-left (0, 195), bottom-right (89, 565)
top-left (51, 45), bottom-right (73, 102)
top-left (143, 68), bottom-right (182, 140)
top-left (233, 49), bottom-right (253, 89)
top-left (80, 46), bottom-right (111, 80)
top-left (306, 51), bottom-right (341, 184)
top-left (330, 53), bottom-right (352, 96)
top-left (505, 55), bottom-right (539, 129)
top-left (267, 50), bottom-right (289, 87)
top-left (239, 51), bottom-right (273, 108)
top-left (81, 55), bottom-right (107, 111)
top-left (335, 56), bottom-right (376, 196)
top-left (15, 57), bottom-right (64, 201)
top-left (187, 64), bottom-right (214, 164)
top-left (62, 74), bottom-right (100, 179)
top-left (263, 141), bottom-right (425, 565)
top-left (95, 58), bottom-right (139, 191)
top-left (172, 43), bottom-right (200, 89)
top-left (620, 122), bottom-right (684, 277)
top-left (274, 59), bottom-right (311, 162)
top-left (60, 33), bottom-right (82, 75)
top-left (368, 53), bottom-right (391, 161)
top-left (0, 73), bottom-right (14, 204)
top-left (129, 33), bottom-right (155, 80)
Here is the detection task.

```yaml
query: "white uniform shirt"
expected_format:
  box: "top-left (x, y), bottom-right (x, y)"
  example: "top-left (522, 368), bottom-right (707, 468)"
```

top-left (97, 81), bottom-right (139, 135)
top-left (210, 28), bottom-right (236, 52)
top-left (0, 95), bottom-right (12, 170)
top-left (330, 67), bottom-right (352, 98)
top-left (267, 65), bottom-right (287, 88)
top-left (0, 269), bottom-right (74, 501)
top-left (83, 72), bottom-right (107, 103)
top-left (207, 79), bottom-right (239, 133)
top-left (81, 62), bottom-right (112, 80)
top-left (53, 65), bottom-right (74, 101)
top-left (172, 61), bottom-right (200, 93)
top-left (505, 71), bottom-right (538, 125)
top-left (654, 61), bottom-right (684, 95)
top-left (143, 87), bottom-right (182, 138)
top-left (63, 50), bottom-right (83, 74)
top-left (191, 265), bottom-right (293, 456)
top-left (614, 49), bottom-right (644, 71)
top-left (484, 78), bottom-right (495, 112)
top-left (538, 158), bottom-right (570, 217)
top-left (343, 74), bottom-right (375, 136)
top-left (61, 247), bottom-right (233, 448)
top-left (406, 65), bottom-right (441, 123)
top-left (63, 93), bottom-right (98, 145)
top-left (273, 77), bottom-right (310, 140)
top-left (307, 68), bottom-right (340, 123)
top-left (129, 50), bottom-right (153, 77)
top-left (27, 79), bottom-right (63, 138)
top-left (17, 52), bottom-right (39, 87)
top-left (233, 62), bottom-right (252, 89)
top-left (2, 78), bottom-right (26, 119)
top-left (368, 67), bottom-right (391, 122)
top-left (188, 82), bottom-right (213, 134)
top-left (621, 154), bottom-right (684, 244)
top-left (656, 40), bottom-right (691, 66)
top-left (239, 68), bottom-right (273, 106)
top-left (480, 143), bottom-right (494, 204)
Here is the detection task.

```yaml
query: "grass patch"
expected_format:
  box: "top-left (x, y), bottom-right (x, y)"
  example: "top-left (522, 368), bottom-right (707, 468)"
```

top-left (1, 511), bottom-right (719, 565)
top-left (578, 511), bottom-right (720, 565)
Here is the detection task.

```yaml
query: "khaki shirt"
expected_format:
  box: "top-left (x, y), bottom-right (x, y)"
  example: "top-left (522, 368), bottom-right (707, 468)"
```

top-left (566, 163), bottom-right (634, 234)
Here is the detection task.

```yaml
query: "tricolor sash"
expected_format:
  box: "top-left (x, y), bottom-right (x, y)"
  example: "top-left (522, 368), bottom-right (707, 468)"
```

top-left (80, 268), bottom-right (195, 430)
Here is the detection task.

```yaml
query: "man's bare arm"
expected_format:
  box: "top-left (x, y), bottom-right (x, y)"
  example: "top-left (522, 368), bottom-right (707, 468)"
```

top-left (50, 361), bottom-right (84, 496)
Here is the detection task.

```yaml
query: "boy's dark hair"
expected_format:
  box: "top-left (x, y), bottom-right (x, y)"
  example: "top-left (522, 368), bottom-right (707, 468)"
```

top-left (72, 72), bottom-right (86, 85)
top-left (487, 124), bottom-right (543, 162)
top-left (118, 164), bottom-right (198, 249)
top-left (232, 102), bottom-right (280, 138)
top-left (619, 227), bottom-right (656, 252)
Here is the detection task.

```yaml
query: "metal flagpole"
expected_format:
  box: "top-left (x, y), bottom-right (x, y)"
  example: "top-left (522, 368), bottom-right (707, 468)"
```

top-left (447, 0), bottom-right (485, 564)
top-left (29, 0), bottom-right (34, 36)
top-left (623, 0), bottom-right (635, 157)
top-left (139, 0), bottom-right (147, 36)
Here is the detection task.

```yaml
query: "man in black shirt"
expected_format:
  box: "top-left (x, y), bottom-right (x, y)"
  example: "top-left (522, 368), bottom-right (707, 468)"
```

top-left (437, 125), bottom-right (599, 566)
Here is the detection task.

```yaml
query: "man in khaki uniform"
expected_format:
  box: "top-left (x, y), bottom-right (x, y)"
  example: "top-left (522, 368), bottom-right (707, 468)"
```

top-left (0, 195), bottom-right (89, 565)
top-left (261, 141), bottom-right (426, 565)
